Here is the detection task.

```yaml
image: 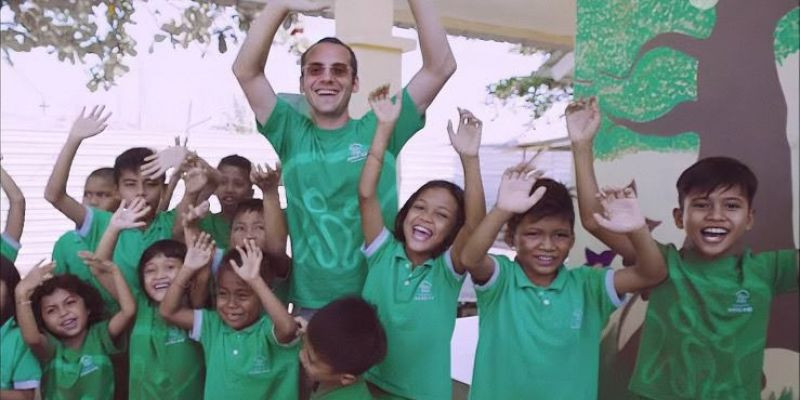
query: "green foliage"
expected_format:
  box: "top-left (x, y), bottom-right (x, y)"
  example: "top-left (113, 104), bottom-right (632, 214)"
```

top-left (488, 73), bottom-right (572, 119)
top-left (774, 7), bottom-right (800, 64)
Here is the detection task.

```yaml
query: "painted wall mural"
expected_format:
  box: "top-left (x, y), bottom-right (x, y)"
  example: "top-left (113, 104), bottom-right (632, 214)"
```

top-left (573, 0), bottom-right (799, 398)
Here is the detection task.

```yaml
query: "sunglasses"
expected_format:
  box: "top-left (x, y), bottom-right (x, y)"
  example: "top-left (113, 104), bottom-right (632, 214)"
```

top-left (302, 63), bottom-right (351, 78)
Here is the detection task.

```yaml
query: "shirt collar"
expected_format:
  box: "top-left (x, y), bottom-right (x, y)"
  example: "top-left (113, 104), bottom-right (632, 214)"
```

top-left (513, 261), bottom-right (568, 291)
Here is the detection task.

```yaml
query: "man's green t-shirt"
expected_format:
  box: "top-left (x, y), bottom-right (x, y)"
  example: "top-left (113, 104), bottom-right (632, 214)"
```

top-left (470, 255), bottom-right (623, 400)
top-left (257, 89), bottom-right (425, 308)
top-left (629, 244), bottom-right (799, 400)
top-left (1, 233), bottom-right (20, 262)
top-left (128, 297), bottom-right (205, 400)
top-left (41, 320), bottom-right (121, 400)
top-left (0, 318), bottom-right (41, 391)
top-left (198, 212), bottom-right (231, 250)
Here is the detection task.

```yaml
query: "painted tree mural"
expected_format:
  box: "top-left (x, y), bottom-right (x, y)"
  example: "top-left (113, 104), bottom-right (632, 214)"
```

top-left (575, 0), bottom-right (799, 398)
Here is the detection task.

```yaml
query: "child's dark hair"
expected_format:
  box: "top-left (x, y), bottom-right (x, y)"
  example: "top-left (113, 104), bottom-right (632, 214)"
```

top-left (504, 178), bottom-right (574, 246)
top-left (306, 296), bottom-right (386, 375)
top-left (676, 156), bottom-right (758, 209)
top-left (233, 198), bottom-right (264, 221)
top-left (137, 239), bottom-right (187, 301)
top-left (300, 37), bottom-right (358, 78)
top-left (0, 255), bottom-right (21, 324)
top-left (218, 154), bottom-right (253, 176)
top-left (394, 180), bottom-right (465, 258)
top-left (31, 274), bottom-right (106, 335)
top-left (114, 147), bottom-right (161, 183)
top-left (219, 249), bottom-right (273, 286)
top-left (87, 167), bottom-right (116, 184)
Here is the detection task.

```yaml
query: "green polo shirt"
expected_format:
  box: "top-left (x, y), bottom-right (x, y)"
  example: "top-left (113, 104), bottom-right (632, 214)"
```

top-left (199, 212), bottom-right (231, 250)
top-left (52, 229), bottom-right (120, 315)
top-left (257, 89), bottom-right (425, 308)
top-left (190, 309), bottom-right (300, 400)
top-left (311, 379), bottom-right (373, 400)
top-left (1, 233), bottom-right (20, 262)
top-left (128, 298), bottom-right (205, 400)
top-left (469, 255), bottom-right (623, 400)
top-left (0, 318), bottom-right (41, 391)
top-left (41, 320), bottom-right (121, 400)
top-left (361, 228), bottom-right (464, 400)
top-left (83, 207), bottom-right (176, 298)
top-left (629, 244), bottom-right (799, 400)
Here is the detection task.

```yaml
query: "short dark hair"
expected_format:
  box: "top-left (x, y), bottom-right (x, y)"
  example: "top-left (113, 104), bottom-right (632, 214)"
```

top-left (676, 156), bottom-right (758, 209)
top-left (394, 180), bottom-right (465, 258)
top-left (218, 154), bottom-right (252, 176)
top-left (31, 274), bottom-right (106, 335)
top-left (0, 255), bottom-right (21, 324)
top-left (114, 147), bottom-right (161, 183)
top-left (300, 37), bottom-right (358, 78)
top-left (137, 239), bottom-right (187, 301)
top-left (233, 198), bottom-right (264, 221)
top-left (505, 178), bottom-right (574, 246)
top-left (307, 297), bottom-right (387, 375)
top-left (87, 167), bottom-right (116, 185)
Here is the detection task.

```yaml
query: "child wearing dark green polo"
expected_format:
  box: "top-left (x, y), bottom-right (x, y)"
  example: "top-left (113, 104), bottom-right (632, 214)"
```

top-left (1, 160), bottom-right (25, 263)
top-left (460, 165), bottom-right (667, 399)
top-left (567, 98), bottom-right (799, 399)
top-left (300, 297), bottom-right (387, 400)
top-left (198, 154), bottom-right (256, 250)
top-left (358, 86), bottom-right (486, 400)
top-left (1, 257), bottom-right (41, 398)
top-left (160, 236), bottom-right (300, 400)
top-left (14, 262), bottom-right (136, 400)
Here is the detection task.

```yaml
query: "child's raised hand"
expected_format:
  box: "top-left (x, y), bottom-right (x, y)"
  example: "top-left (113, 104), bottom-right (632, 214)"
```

top-left (69, 106), bottom-right (112, 140)
top-left (495, 165), bottom-right (547, 213)
top-left (111, 198), bottom-right (151, 230)
top-left (16, 260), bottom-right (55, 298)
top-left (368, 84), bottom-right (401, 124)
top-left (230, 239), bottom-right (263, 282)
top-left (565, 97), bottom-right (600, 143)
top-left (79, 252), bottom-right (119, 276)
top-left (250, 162), bottom-right (282, 193)
top-left (448, 108), bottom-right (482, 157)
top-left (141, 138), bottom-right (190, 180)
top-left (184, 232), bottom-right (215, 271)
top-left (592, 186), bottom-right (646, 233)
top-left (183, 165), bottom-right (209, 195)
top-left (182, 200), bottom-right (211, 227)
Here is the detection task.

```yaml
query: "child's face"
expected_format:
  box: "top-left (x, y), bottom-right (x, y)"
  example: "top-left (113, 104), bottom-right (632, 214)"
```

top-left (216, 269), bottom-right (261, 330)
top-left (142, 255), bottom-right (182, 302)
top-left (673, 185), bottom-right (753, 259)
top-left (40, 288), bottom-right (90, 339)
top-left (83, 176), bottom-right (120, 211)
top-left (117, 169), bottom-right (164, 218)
top-left (512, 215), bottom-right (574, 285)
top-left (299, 334), bottom-right (349, 385)
top-left (402, 187), bottom-right (459, 259)
top-left (216, 165), bottom-right (253, 212)
top-left (230, 210), bottom-right (267, 249)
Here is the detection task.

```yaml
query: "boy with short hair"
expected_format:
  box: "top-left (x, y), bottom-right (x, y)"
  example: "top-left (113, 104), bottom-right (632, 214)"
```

top-left (459, 166), bottom-right (667, 399)
top-left (300, 296), bottom-right (387, 400)
top-left (567, 98), bottom-right (799, 399)
top-left (198, 154), bottom-right (255, 249)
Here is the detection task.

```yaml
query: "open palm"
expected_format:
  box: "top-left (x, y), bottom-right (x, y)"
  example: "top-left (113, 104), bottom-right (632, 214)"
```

top-left (448, 108), bottom-right (482, 157)
top-left (69, 105), bottom-right (112, 140)
top-left (231, 240), bottom-right (263, 282)
top-left (593, 188), bottom-right (645, 233)
top-left (496, 168), bottom-right (547, 213)
top-left (565, 97), bottom-right (601, 143)
top-left (184, 232), bottom-right (214, 271)
top-left (111, 198), bottom-right (150, 229)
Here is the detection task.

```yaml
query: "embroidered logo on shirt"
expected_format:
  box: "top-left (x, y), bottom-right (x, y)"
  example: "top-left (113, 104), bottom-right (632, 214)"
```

top-left (165, 326), bottom-right (186, 345)
top-left (414, 281), bottom-right (435, 301)
top-left (249, 355), bottom-right (270, 375)
top-left (79, 355), bottom-right (99, 377)
top-left (347, 143), bottom-right (368, 163)
top-left (728, 289), bottom-right (753, 313)
top-left (570, 309), bottom-right (583, 329)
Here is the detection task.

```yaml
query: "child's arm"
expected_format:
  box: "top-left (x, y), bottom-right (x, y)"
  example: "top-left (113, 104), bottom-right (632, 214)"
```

top-left (81, 256), bottom-right (137, 338)
top-left (231, 240), bottom-right (297, 344)
top-left (251, 162), bottom-right (291, 279)
top-left (460, 166), bottom-right (547, 284)
top-left (0, 161), bottom-right (25, 244)
top-left (447, 109), bottom-right (486, 274)
top-left (13, 262), bottom-right (57, 361)
top-left (181, 201), bottom-right (213, 308)
top-left (359, 85), bottom-right (402, 246)
top-left (160, 232), bottom-right (215, 330)
top-left (567, 98), bottom-right (638, 264)
top-left (593, 187), bottom-right (667, 293)
top-left (171, 163), bottom-right (210, 242)
top-left (0, 389), bottom-right (35, 400)
top-left (94, 198), bottom-right (151, 263)
top-left (44, 106), bottom-right (112, 225)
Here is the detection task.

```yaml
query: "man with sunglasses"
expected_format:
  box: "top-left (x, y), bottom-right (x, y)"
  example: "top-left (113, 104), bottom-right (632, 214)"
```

top-left (233, 0), bottom-right (456, 318)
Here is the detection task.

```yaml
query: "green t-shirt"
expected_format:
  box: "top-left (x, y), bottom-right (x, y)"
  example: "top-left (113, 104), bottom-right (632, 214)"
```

top-left (190, 309), bottom-right (300, 400)
top-left (52, 230), bottom-right (120, 315)
top-left (1, 233), bottom-right (20, 262)
top-left (361, 229), bottom-right (464, 400)
top-left (311, 379), bottom-right (373, 400)
top-left (629, 244), bottom-right (799, 400)
top-left (257, 89), bottom-right (425, 308)
top-left (0, 318), bottom-right (41, 391)
top-left (198, 212), bottom-right (231, 250)
top-left (470, 255), bottom-right (623, 400)
top-left (83, 207), bottom-right (177, 298)
top-left (128, 298), bottom-right (205, 400)
top-left (41, 320), bottom-right (121, 400)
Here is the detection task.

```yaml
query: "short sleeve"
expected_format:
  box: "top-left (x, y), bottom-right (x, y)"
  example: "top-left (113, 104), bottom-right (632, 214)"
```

top-left (91, 320), bottom-right (123, 356)
top-left (474, 255), bottom-right (505, 306)
top-left (0, 233), bottom-right (20, 262)
top-left (580, 267), bottom-right (624, 321)
top-left (442, 250), bottom-right (466, 285)
top-left (82, 208), bottom-right (112, 249)
top-left (11, 346), bottom-right (41, 390)
top-left (772, 249), bottom-right (799, 295)
top-left (257, 97), bottom-right (305, 158)
top-left (76, 205), bottom-right (94, 237)
top-left (362, 228), bottom-right (392, 259)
